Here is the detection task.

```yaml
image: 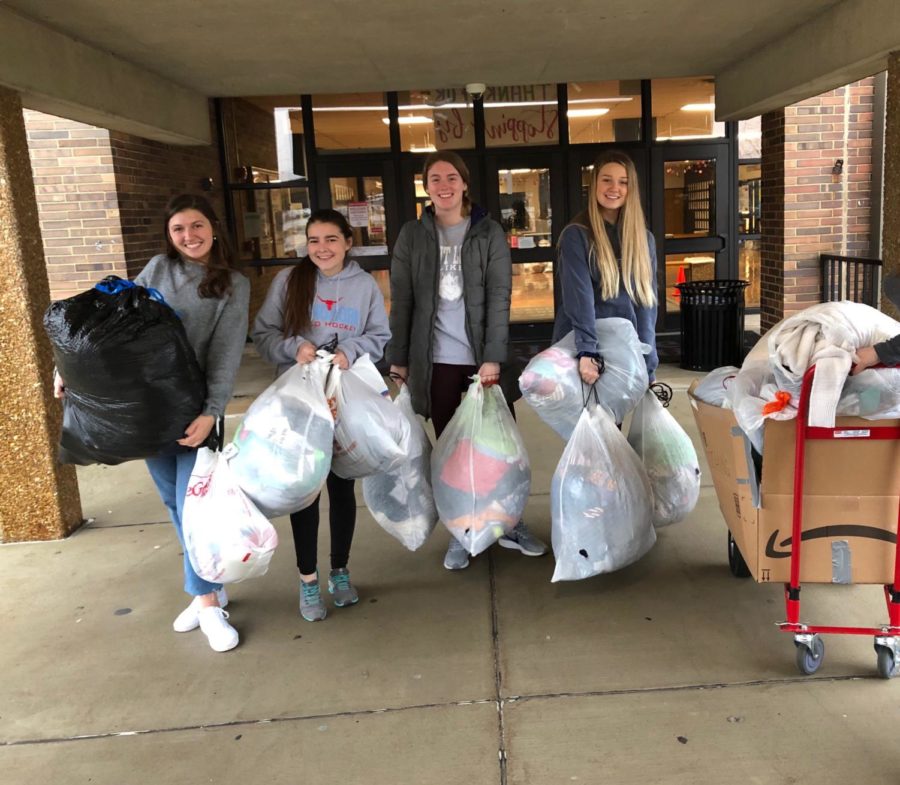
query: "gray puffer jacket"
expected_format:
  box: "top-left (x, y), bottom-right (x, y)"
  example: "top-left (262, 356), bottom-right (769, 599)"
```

top-left (387, 205), bottom-right (516, 419)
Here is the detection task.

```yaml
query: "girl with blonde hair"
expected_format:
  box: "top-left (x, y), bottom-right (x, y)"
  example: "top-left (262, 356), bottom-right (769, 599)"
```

top-left (553, 149), bottom-right (658, 385)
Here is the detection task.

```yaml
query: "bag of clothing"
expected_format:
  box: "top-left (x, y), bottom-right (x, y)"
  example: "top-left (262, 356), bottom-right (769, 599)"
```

top-left (551, 404), bottom-right (655, 582)
top-left (519, 317), bottom-right (649, 439)
top-left (227, 357), bottom-right (333, 517)
top-left (732, 305), bottom-right (900, 452)
top-left (43, 276), bottom-right (206, 465)
top-left (326, 354), bottom-right (411, 480)
top-left (432, 378), bottom-right (531, 556)
top-left (627, 388), bottom-right (701, 528)
top-left (362, 386), bottom-right (438, 551)
top-left (183, 448), bottom-right (278, 583)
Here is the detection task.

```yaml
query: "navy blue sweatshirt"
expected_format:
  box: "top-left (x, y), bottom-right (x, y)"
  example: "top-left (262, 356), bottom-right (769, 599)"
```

top-left (552, 220), bottom-right (659, 378)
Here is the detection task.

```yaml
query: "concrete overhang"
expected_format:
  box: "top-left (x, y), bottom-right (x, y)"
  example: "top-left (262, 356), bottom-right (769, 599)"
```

top-left (1, 0), bottom-right (898, 138)
top-left (0, 7), bottom-right (210, 144)
top-left (717, 0), bottom-right (900, 120)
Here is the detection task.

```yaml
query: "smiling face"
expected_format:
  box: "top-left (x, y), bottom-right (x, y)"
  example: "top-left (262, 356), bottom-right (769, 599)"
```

top-left (595, 162), bottom-right (629, 222)
top-left (425, 160), bottom-right (467, 221)
top-left (167, 209), bottom-right (215, 264)
top-left (306, 221), bottom-right (352, 276)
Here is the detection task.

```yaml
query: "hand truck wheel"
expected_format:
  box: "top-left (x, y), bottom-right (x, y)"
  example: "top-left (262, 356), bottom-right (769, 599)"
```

top-left (794, 634), bottom-right (825, 675)
top-left (875, 645), bottom-right (899, 679)
top-left (727, 531), bottom-right (751, 578)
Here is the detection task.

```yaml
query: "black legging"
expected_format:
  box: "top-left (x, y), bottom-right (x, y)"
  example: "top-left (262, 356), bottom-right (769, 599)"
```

top-left (289, 471), bottom-right (356, 576)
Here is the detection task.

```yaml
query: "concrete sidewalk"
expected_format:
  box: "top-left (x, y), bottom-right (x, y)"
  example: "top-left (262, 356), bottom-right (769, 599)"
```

top-left (3, 355), bottom-right (899, 784)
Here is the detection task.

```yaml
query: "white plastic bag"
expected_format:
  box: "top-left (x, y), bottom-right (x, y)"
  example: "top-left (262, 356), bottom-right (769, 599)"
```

top-left (551, 405), bottom-right (655, 582)
top-left (228, 358), bottom-right (333, 517)
top-left (432, 377), bottom-right (531, 556)
top-left (519, 317), bottom-right (649, 439)
top-left (627, 389), bottom-right (701, 528)
top-left (362, 386), bottom-right (438, 551)
top-left (183, 448), bottom-right (278, 583)
top-left (693, 366), bottom-right (739, 408)
top-left (326, 354), bottom-right (411, 480)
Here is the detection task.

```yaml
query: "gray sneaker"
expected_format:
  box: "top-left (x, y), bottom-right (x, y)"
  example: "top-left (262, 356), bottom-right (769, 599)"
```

top-left (328, 568), bottom-right (359, 607)
top-left (498, 521), bottom-right (549, 556)
top-left (443, 537), bottom-right (470, 570)
top-left (300, 577), bottom-right (327, 622)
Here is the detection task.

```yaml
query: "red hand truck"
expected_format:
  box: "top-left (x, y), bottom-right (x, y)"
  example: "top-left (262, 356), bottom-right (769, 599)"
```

top-left (778, 364), bottom-right (900, 677)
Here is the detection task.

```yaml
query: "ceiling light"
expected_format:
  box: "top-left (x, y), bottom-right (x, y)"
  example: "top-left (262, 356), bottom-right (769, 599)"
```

top-left (409, 145), bottom-right (437, 153)
top-left (680, 103), bottom-right (715, 111)
top-left (383, 116), bottom-right (433, 125)
top-left (568, 97), bottom-right (634, 105)
top-left (567, 108), bottom-right (610, 118)
top-left (314, 105), bottom-right (387, 112)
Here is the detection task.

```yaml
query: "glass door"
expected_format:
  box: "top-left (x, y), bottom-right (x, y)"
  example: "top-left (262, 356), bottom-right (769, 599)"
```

top-left (485, 151), bottom-right (564, 335)
top-left (315, 159), bottom-right (397, 312)
top-left (651, 142), bottom-right (731, 331)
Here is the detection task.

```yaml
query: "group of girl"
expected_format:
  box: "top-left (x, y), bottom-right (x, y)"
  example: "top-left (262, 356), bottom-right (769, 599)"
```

top-left (56, 148), bottom-right (659, 653)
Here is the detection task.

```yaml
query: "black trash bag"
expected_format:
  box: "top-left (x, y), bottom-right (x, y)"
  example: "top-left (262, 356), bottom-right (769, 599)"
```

top-left (43, 276), bottom-right (207, 465)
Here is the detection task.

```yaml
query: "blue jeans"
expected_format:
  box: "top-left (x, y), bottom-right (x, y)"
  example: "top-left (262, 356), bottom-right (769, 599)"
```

top-left (145, 450), bottom-right (222, 597)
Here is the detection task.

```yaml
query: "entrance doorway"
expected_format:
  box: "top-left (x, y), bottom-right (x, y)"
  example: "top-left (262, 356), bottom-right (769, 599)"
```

top-left (651, 142), bottom-right (732, 332)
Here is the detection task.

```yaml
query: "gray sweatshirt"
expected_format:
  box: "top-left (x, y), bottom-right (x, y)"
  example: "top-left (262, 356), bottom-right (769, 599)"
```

top-left (135, 254), bottom-right (250, 417)
top-left (251, 260), bottom-right (390, 376)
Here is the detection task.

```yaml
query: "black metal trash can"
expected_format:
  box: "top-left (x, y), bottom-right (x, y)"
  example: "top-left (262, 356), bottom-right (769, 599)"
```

top-left (676, 280), bottom-right (749, 371)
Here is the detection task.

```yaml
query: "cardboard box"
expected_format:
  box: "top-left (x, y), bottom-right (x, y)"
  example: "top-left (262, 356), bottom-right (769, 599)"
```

top-left (688, 380), bottom-right (900, 584)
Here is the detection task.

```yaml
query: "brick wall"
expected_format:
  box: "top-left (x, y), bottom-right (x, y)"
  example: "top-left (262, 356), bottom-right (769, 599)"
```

top-left (761, 76), bottom-right (876, 329)
top-left (23, 110), bottom-right (128, 300)
top-left (760, 110), bottom-right (786, 332)
top-left (108, 108), bottom-right (224, 279)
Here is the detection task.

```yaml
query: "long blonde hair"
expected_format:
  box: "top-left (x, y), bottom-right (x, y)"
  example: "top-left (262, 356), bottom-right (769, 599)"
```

top-left (579, 150), bottom-right (655, 307)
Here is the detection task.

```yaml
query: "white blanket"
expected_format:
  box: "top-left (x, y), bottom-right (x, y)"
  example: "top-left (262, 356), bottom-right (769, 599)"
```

top-left (767, 301), bottom-right (899, 427)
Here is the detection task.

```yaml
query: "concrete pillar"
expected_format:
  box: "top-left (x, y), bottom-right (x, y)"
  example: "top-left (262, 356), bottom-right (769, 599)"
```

top-left (760, 110), bottom-right (786, 332)
top-left (883, 52), bottom-right (900, 319)
top-left (0, 86), bottom-right (82, 542)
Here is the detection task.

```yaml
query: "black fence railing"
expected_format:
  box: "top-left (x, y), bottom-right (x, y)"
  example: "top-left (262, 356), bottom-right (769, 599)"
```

top-left (820, 253), bottom-right (883, 307)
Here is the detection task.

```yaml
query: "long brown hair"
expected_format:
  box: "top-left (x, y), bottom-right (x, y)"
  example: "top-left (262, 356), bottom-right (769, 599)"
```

top-left (163, 194), bottom-right (240, 299)
top-left (282, 209), bottom-right (353, 337)
top-left (422, 151), bottom-right (472, 216)
top-left (573, 150), bottom-right (655, 307)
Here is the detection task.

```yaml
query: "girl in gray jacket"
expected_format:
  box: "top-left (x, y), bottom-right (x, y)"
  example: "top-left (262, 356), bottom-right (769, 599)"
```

top-left (387, 151), bottom-right (547, 570)
top-left (252, 209), bottom-right (390, 622)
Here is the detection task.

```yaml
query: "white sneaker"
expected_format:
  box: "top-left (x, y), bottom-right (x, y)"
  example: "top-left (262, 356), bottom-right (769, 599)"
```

top-left (173, 589), bottom-right (228, 633)
top-left (197, 606), bottom-right (239, 652)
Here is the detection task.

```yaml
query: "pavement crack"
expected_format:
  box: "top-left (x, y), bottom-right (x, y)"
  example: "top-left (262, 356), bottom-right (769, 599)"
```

top-left (487, 548), bottom-right (508, 785)
top-left (0, 698), bottom-right (497, 748)
top-left (502, 673), bottom-right (873, 705)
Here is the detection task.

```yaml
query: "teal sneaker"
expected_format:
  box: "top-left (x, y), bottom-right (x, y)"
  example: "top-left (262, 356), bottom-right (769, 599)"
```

top-left (328, 568), bottom-right (359, 607)
top-left (300, 577), bottom-right (327, 622)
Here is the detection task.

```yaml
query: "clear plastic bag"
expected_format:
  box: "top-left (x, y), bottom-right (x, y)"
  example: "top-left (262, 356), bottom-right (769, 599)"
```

top-left (432, 378), bottom-right (531, 556)
top-left (327, 354), bottom-right (411, 480)
top-left (362, 386), bottom-right (438, 551)
top-left (551, 405), bottom-right (655, 582)
top-left (519, 317), bottom-right (649, 439)
top-left (627, 389), bottom-right (701, 528)
top-left (228, 358), bottom-right (334, 517)
top-left (183, 448), bottom-right (279, 583)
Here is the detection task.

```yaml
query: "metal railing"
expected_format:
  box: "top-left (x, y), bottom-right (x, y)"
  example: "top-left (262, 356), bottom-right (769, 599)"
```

top-left (820, 253), bottom-right (883, 307)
